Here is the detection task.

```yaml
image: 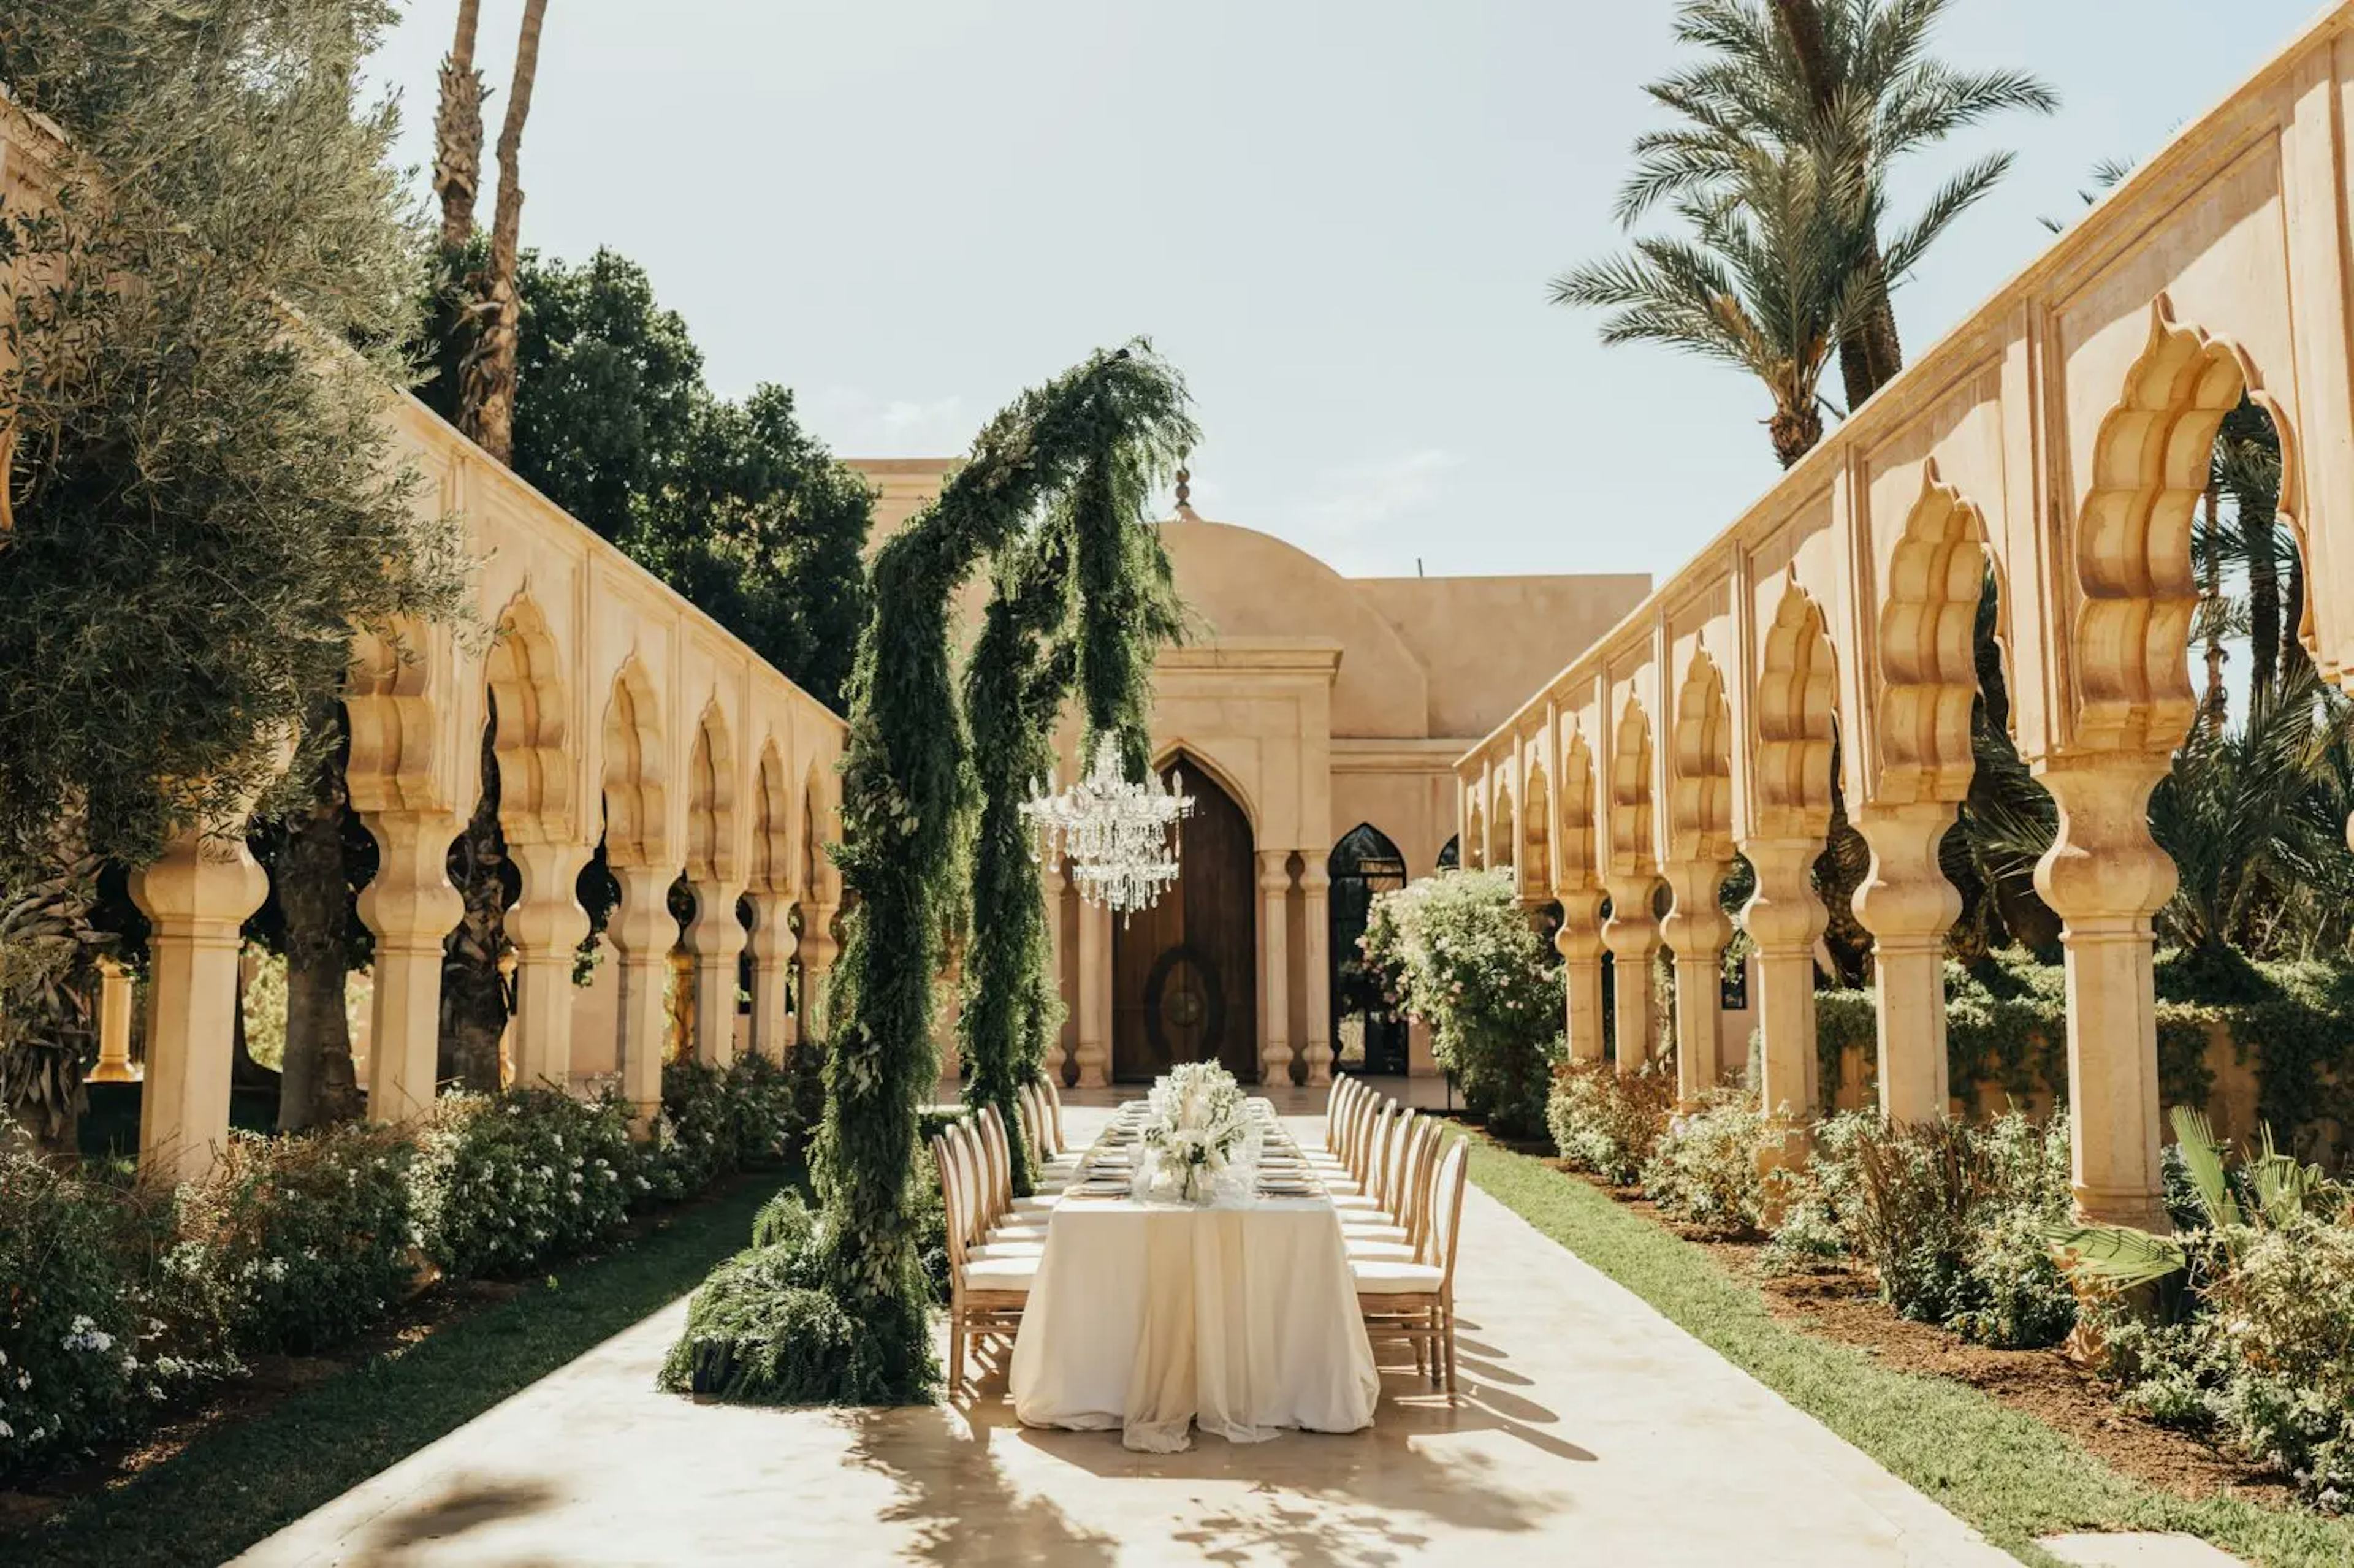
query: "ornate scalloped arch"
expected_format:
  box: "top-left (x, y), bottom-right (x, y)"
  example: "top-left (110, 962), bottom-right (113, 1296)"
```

top-left (1609, 697), bottom-right (1656, 878)
top-left (2074, 296), bottom-right (2301, 756)
top-left (1489, 780), bottom-right (1517, 875)
top-left (753, 738), bottom-right (798, 896)
top-left (1878, 462), bottom-right (1987, 806)
top-left (1556, 725), bottom-right (1599, 892)
top-left (1755, 580), bottom-right (1837, 840)
top-left (688, 698), bottom-right (741, 885)
top-left (1521, 761), bottom-right (1552, 896)
top-left (484, 591), bottom-right (571, 837)
top-left (1670, 649), bottom-right (1734, 865)
top-left (345, 618), bottom-right (441, 816)
top-left (601, 657), bottom-right (666, 868)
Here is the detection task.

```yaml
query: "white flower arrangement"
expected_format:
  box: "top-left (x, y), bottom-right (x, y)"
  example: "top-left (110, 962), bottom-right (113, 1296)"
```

top-left (1137, 1062), bottom-right (1259, 1205)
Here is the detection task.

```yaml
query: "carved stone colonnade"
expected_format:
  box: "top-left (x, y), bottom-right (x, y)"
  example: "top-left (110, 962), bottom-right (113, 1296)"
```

top-left (131, 394), bottom-right (848, 1184)
top-left (1459, 3), bottom-right (2354, 1230)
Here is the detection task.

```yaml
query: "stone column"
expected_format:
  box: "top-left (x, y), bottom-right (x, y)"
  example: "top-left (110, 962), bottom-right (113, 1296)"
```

top-left (1555, 886), bottom-right (1607, 1066)
top-left (606, 861), bottom-right (674, 1125)
top-left (354, 809), bottom-right (463, 1124)
top-left (90, 957), bottom-right (139, 1084)
top-left (797, 899), bottom-right (839, 1043)
top-left (131, 818), bottom-right (270, 1184)
top-left (1600, 873), bottom-right (1661, 1073)
top-left (745, 889), bottom-right (798, 1064)
top-left (2036, 757), bottom-right (2176, 1230)
top-left (1298, 862), bottom-right (1333, 1087)
top-left (688, 879), bottom-right (747, 1068)
top-left (1074, 894), bottom-right (1111, 1088)
top-left (1042, 862), bottom-right (1068, 1084)
top-left (501, 837), bottom-right (593, 1091)
top-left (1257, 851), bottom-right (1294, 1086)
top-left (1741, 837), bottom-right (1828, 1135)
top-left (1853, 802), bottom-right (1960, 1124)
top-left (1661, 861), bottom-right (1732, 1106)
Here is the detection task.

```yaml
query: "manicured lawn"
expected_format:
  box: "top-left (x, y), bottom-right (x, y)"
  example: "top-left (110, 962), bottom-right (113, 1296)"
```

top-left (4, 1174), bottom-right (783, 1568)
top-left (1466, 1136), bottom-right (2354, 1568)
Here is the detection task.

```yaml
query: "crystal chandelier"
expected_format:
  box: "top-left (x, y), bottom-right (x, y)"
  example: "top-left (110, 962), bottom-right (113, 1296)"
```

top-left (1021, 734), bottom-right (1193, 919)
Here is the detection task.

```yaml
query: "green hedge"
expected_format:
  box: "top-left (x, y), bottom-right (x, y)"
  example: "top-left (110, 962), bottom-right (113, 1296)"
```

top-left (1811, 949), bottom-right (2350, 1146)
top-left (0, 1050), bottom-right (813, 1480)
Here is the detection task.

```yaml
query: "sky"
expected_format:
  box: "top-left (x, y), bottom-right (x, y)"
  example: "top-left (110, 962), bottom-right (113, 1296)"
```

top-left (366, 0), bottom-right (2328, 584)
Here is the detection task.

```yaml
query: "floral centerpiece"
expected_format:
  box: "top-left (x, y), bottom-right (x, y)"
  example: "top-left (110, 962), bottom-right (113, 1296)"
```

top-left (1137, 1062), bottom-right (1258, 1205)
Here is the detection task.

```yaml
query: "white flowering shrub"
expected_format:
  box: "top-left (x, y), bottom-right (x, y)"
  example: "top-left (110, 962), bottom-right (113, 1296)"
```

top-left (410, 1087), bottom-right (637, 1279)
top-left (641, 1053), bottom-right (807, 1201)
top-left (169, 1123), bottom-right (418, 1355)
top-left (1360, 869), bottom-right (1560, 1137)
top-left (0, 1154), bottom-right (224, 1472)
top-left (1641, 1090), bottom-right (1780, 1236)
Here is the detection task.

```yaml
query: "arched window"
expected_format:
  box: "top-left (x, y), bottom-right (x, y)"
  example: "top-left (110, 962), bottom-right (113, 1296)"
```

top-left (1330, 824), bottom-right (1410, 1076)
top-left (1436, 835), bottom-right (1460, 871)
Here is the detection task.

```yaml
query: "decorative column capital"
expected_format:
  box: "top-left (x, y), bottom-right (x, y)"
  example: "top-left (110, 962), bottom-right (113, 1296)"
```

top-left (1256, 851), bottom-right (1294, 896)
top-left (1296, 862), bottom-right (1331, 897)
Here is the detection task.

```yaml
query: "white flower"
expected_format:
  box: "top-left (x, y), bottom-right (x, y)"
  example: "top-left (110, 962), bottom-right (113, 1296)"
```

top-left (0, 1420), bottom-right (12, 1440)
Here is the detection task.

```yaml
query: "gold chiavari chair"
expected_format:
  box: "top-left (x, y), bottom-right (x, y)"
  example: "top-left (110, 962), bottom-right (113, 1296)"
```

top-left (1352, 1136), bottom-right (1469, 1392)
top-left (934, 1129), bottom-right (1034, 1393)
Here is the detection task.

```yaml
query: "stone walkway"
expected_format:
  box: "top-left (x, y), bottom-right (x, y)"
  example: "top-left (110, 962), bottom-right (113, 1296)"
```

top-left (238, 1102), bottom-right (2014, 1567)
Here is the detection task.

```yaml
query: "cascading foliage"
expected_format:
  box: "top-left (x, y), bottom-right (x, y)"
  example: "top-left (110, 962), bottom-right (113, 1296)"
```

top-left (787, 343), bottom-right (1193, 1402)
top-left (960, 411), bottom-right (1188, 1197)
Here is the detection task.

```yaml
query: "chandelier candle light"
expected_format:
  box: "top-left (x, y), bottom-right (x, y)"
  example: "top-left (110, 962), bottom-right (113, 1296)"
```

top-left (1021, 734), bottom-right (1193, 920)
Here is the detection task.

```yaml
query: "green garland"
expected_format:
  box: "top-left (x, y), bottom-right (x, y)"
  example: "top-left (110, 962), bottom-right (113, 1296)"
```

top-left (806, 344), bottom-right (1192, 1401)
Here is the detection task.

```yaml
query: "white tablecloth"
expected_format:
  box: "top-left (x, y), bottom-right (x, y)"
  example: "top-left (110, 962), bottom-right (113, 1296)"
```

top-left (1007, 1189), bottom-right (1381, 1452)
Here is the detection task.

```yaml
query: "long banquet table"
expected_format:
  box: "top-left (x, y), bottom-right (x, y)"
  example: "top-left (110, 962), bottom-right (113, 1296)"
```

top-left (1007, 1096), bottom-right (1381, 1453)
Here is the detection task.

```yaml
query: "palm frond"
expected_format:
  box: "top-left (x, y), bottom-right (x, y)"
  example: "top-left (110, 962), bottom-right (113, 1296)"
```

top-left (2045, 1221), bottom-right (2188, 1290)
top-left (2167, 1105), bottom-right (2242, 1228)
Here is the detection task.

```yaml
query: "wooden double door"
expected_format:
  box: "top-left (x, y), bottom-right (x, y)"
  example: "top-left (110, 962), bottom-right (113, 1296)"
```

top-left (1111, 758), bottom-right (1259, 1083)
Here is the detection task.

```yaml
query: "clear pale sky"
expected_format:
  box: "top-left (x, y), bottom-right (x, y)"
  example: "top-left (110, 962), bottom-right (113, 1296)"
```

top-left (367, 0), bottom-right (2326, 582)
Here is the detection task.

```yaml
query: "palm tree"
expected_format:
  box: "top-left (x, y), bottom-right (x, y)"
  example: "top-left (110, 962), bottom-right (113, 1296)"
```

top-left (1619, 0), bottom-right (2057, 409)
top-left (460, 0), bottom-right (550, 466)
top-left (432, 0), bottom-right (486, 254)
top-left (1553, 141), bottom-right (1880, 468)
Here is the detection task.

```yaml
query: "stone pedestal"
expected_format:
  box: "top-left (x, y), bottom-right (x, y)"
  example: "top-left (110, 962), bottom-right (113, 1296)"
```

top-left (90, 957), bottom-right (140, 1084)
top-left (1256, 851), bottom-right (1294, 1086)
top-left (1661, 861), bottom-right (1732, 1106)
top-left (131, 818), bottom-right (270, 1184)
top-left (1299, 864), bottom-right (1333, 1086)
top-left (2036, 758), bottom-right (2176, 1230)
top-left (1600, 873), bottom-right (1661, 1073)
top-left (354, 809), bottom-right (464, 1124)
top-left (607, 861), bottom-right (674, 1125)
top-left (1741, 839), bottom-right (1828, 1128)
top-left (688, 879), bottom-right (747, 1068)
top-left (1854, 802), bottom-right (1961, 1124)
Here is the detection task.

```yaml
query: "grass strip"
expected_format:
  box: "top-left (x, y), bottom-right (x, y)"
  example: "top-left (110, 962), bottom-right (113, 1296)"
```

top-left (1466, 1137), bottom-right (2354, 1568)
top-left (9, 1174), bottom-right (781, 1568)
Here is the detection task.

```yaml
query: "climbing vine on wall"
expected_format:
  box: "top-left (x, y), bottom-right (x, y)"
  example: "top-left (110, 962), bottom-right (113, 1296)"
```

top-left (795, 344), bottom-right (1193, 1402)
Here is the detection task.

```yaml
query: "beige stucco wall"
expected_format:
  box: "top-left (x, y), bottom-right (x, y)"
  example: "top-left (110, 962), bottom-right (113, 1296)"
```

top-left (1352, 573), bottom-right (1653, 740)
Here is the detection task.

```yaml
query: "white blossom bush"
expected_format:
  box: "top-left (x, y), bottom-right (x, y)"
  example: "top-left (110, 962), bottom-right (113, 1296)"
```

top-left (409, 1087), bottom-right (636, 1279)
top-left (0, 1154), bottom-right (226, 1471)
top-left (168, 1123), bottom-right (418, 1355)
top-left (1360, 869), bottom-right (1560, 1136)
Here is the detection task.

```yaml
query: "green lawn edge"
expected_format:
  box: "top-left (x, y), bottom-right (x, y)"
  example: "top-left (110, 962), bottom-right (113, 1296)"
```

top-left (1464, 1136), bottom-right (2354, 1568)
top-left (7, 1174), bottom-right (782, 1568)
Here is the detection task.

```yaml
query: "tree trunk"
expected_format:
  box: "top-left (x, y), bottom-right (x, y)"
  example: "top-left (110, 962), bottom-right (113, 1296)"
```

top-left (2243, 484), bottom-right (2280, 705)
top-left (277, 719), bottom-right (361, 1132)
top-left (432, 0), bottom-right (486, 254)
top-left (1769, 400), bottom-right (1823, 468)
top-left (459, 0), bottom-right (550, 466)
top-left (2281, 530), bottom-right (2309, 685)
top-left (440, 714), bottom-right (511, 1092)
top-left (2202, 479), bottom-right (2228, 729)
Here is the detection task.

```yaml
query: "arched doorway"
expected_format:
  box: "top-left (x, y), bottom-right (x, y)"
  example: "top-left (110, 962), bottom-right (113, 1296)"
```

top-left (1111, 756), bottom-right (1258, 1083)
top-left (1330, 824), bottom-right (1409, 1076)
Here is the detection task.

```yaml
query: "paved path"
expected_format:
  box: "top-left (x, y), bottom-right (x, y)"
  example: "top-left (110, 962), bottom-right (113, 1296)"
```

top-left (238, 1103), bottom-right (2013, 1567)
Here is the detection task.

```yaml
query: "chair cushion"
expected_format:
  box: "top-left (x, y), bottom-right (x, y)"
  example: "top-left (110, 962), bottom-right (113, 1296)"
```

top-left (1346, 1239), bottom-right (1418, 1262)
top-left (961, 1255), bottom-right (1036, 1290)
top-left (1011, 1196), bottom-right (1059, 1213)
top-left (1330, 1195), bottom-right (1384, 1212)
top-left (1342, 1222), bottom-right (1408, 1243)
top-left (1352, 1260), bottom-right (1444, 1295)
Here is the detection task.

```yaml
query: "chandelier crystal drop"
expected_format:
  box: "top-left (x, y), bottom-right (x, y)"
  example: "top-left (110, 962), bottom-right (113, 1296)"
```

top-left (1020, 734), bottom-right (1194, 919)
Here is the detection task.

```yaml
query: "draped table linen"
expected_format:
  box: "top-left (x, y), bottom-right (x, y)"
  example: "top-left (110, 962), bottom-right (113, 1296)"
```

top-left (1008, 1101), bottom-right (1381, 1452)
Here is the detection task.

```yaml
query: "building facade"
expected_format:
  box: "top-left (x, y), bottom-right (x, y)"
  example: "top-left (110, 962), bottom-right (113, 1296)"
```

top-left (848, 460), bottom-right (1648, 1087)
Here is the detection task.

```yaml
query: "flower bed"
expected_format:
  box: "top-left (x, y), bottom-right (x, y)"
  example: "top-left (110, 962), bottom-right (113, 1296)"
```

top-left (0, 1049), bottom-right (812, 1480)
